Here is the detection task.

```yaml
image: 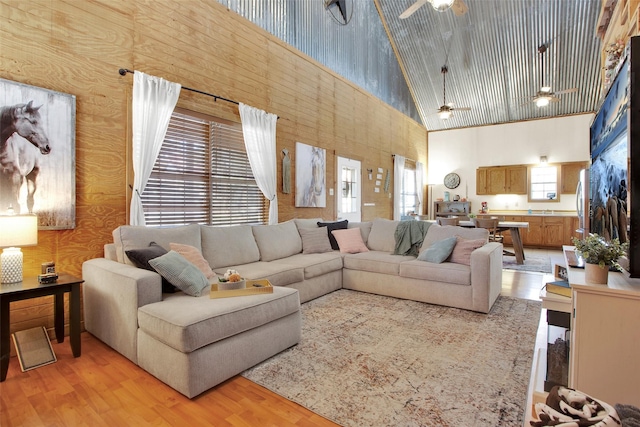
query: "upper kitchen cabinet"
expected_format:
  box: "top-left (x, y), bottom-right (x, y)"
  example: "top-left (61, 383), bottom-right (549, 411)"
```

top-left (561, 162), bottom-right (588, 194)
top-left (476, 165), bottom-right (527, 195)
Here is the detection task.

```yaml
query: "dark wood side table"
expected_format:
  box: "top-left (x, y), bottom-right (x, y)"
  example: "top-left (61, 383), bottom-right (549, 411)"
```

top-left (0, 273), bottom-right (83, 381)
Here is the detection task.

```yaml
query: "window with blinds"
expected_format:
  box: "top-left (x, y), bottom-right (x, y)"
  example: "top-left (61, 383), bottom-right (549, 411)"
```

top-left (141, 109), bottom-right (267, 227)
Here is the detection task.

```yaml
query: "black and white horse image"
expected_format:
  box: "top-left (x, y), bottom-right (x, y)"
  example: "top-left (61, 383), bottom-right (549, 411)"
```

top-left (0, 101), bottom-right (51, 213)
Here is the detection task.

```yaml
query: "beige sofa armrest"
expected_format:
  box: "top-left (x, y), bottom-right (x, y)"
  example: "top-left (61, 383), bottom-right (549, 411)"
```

top-left (469, 242), bottom-right (503, 313)
top-left (82, 258), bottom-right (163, 364)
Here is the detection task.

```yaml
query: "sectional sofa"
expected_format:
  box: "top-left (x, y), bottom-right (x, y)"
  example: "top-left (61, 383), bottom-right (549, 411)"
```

top-left (82, 217), bottom-right (502, 398)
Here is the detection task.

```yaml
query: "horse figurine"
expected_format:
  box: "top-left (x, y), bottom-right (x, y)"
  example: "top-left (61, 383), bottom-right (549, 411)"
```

top-left (0, 101), bottom-right (51, 214)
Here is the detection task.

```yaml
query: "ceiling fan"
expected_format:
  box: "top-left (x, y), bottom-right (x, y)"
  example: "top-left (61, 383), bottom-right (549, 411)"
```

top-left (527, 44), bottom-right (578, 108)
top-left (399, 0), bottom-right (468, 19)
top-left (433, 66), bottom-right (471, 120)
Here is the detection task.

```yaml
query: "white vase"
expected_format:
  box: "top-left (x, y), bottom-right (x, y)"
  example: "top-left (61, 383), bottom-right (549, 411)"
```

top-left (585, 262), bottom-right (609, 285)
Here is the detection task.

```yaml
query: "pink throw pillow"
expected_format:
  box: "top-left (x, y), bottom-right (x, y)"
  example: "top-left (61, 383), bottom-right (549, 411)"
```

top-left (169, 243), bottom-right (216, 279)
top-left (331, 228), bottom-right (370, 254)
top-left (448, 237), bottom-right (486, 265)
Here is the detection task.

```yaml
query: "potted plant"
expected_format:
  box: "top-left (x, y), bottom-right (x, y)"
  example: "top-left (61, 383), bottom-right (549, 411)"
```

top-left (571, 234), bottom-right (628, 285)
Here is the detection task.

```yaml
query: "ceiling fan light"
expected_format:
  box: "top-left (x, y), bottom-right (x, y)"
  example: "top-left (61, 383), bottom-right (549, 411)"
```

top-left (540, 86), bottom-right (552, 93)
top-left (431, 0), bottom-right (455, 12)
top-left (535, 96), bottom-right (550, 108)
top-left (438, 110), bottom-right (452, 120)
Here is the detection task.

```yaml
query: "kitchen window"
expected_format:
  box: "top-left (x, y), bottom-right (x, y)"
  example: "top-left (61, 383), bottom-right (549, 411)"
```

top-left (140, 108), bottom-right (267, 227)
top-left (529, 165), bottom-right (559, 202)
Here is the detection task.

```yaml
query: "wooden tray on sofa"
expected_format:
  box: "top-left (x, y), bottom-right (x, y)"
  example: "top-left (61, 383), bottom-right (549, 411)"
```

top-left (210, 279), bottom-right (273, 299)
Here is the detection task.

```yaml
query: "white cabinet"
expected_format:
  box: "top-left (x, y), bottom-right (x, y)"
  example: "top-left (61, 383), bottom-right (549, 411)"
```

top-left (565, 246), bottom-right (640, 406)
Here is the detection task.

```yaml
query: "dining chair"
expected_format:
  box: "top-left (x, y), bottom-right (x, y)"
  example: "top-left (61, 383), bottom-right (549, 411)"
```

top-left (473, 217), bottom-right (502, 243)
top-left (437, 217), bottom-right (460, 226)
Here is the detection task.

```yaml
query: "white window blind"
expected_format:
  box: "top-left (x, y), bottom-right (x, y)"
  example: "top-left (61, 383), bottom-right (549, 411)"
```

top-left (141, 110), bottom-right (266, 226)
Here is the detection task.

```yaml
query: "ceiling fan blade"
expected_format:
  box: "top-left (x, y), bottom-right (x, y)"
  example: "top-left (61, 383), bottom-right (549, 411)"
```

top-left (554, 87), bottom-right (579, 96)
top-left (399, 0), bottom-right (429, 19)
top-left (451, 0), bottom-right (468, 16)
top-left (453, 107), bottom-right (471, 111)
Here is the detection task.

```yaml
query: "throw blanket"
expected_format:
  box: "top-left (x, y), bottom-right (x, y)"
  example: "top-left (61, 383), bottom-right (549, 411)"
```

top-left (531, 386), bottom-right (620, 427)
top-left (393, 220), bottom-right (432, 256)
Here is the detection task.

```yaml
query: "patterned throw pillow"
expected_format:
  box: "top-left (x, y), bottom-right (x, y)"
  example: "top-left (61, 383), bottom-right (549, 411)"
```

top-left (298, 227), bottom-right (333, 254)
top-left (331, 228), bottom-right (369, 254)
top-left (170, 243), bottom-right (216, 279)
top-left (417, 236), bottom-right (457, 263)
top-left (149, 250), bottom-right (210, 297)
top-left (448, 237), bottom-right (486, 266)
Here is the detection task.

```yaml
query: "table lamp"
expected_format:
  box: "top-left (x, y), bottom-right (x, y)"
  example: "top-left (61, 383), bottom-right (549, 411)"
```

top-left (0, 214), bottom-right (38, 284)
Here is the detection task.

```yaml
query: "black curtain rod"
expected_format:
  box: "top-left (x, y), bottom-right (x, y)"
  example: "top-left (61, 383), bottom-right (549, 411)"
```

top-left (118, 68), bottom-right (239, 106)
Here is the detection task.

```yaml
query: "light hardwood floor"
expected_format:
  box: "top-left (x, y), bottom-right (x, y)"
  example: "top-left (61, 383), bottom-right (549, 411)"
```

top-left (1, 248), bottom-right (560, 427)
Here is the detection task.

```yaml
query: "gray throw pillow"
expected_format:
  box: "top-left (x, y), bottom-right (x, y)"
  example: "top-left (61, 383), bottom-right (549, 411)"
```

top-left (417, 237), bottom-right (457, 263)
top-left (299, 227), bottom-right (333, 254)
top-left (149, 250), bottom-right (210, 297)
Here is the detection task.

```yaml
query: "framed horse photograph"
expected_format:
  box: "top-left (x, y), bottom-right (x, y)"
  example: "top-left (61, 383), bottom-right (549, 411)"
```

top-left (295, 142), bottom-right (326, 208)
top-left (0, 78), bottom-right (76, 229)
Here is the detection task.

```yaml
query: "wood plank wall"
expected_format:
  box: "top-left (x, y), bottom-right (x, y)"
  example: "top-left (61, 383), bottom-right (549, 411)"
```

top-left (0, 0), bottom-right (427, 341)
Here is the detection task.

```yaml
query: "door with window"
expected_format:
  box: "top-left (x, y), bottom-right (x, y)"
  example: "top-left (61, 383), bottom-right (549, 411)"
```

top-left (337, 156), bottom-right (361, 222)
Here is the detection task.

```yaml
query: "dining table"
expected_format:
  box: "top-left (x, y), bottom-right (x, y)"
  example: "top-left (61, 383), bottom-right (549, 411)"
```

top-left (427, 219), bottom-right (530, 264)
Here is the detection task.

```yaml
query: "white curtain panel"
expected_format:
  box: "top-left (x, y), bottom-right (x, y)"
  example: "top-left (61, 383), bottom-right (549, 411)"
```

top-left (239, 103), bottom-right (278, 225)
top-left (130, 71), bottom-right (181, 226)
top-left (393, 155), bottom-right (406, 220)
top-left (415, 161), bottom-right (424, 215)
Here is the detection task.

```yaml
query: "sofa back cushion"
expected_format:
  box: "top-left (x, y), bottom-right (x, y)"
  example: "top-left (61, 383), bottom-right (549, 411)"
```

top-left (252, 220), bottom-right (302, 261)
top-left (367, 218), bottom-right (399, 252)
top-left (201, 225), bottom-right (260, 268)
top-left (113, 224), bottom-right (201, 265)
top-left (294, 217), bottom-right (324, 229)
top-left (348, 221), bottom-right (373, 245)
top-left (421, 224), bottom-right (489, 252)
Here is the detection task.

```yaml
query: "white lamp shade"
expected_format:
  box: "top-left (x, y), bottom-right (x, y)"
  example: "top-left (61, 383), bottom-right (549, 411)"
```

top-left (0, 214), bottom-right (38, 248)
top-left (432, 0), bottom-right (454, 12)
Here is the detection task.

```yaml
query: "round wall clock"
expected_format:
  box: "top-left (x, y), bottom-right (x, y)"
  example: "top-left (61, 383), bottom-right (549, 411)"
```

top-left (444, 172), bottom-right (461, 189)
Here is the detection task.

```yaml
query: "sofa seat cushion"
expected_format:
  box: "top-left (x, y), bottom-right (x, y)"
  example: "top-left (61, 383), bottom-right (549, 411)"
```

top-left (343, 251), bottom-right (416, 275)
top-left (399, 259), bottom-right (471, 286)
top-left (269, 253), bottom-right (343, 279)
top-left (138, 286), bottom-right (300, 353)
top-left (213, 262), bottom-right (304, 287)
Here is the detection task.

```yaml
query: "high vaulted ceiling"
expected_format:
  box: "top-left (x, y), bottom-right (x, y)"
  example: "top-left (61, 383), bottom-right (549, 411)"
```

top-left (375, 0), bottom-right (603, 131)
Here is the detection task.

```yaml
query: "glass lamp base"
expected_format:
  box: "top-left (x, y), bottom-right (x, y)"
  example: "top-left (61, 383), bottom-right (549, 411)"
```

top-left (1, 247), bottom-right (23, 284)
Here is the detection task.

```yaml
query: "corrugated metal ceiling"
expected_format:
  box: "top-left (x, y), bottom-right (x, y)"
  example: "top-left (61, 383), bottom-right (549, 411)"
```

top-left (377, 0), bottom-right (603, 131)
top-left (219, 0), bottom-right (603, 131)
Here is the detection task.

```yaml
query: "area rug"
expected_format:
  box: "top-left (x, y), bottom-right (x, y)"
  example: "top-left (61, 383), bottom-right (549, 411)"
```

top-left (503, 253), bottom-right (552, 273)
top-left (242, 290), bottom-right (541, 427)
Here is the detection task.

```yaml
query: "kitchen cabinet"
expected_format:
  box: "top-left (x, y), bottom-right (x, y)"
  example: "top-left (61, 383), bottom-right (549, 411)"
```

top-left (476, 165), bottom-right (527, 195)
top-left (476, 168), bottom-right (488, 195)
top-left (561, 162), bottom-right (587, 194)
top-left (497, 215), bottom-right (579, 248)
